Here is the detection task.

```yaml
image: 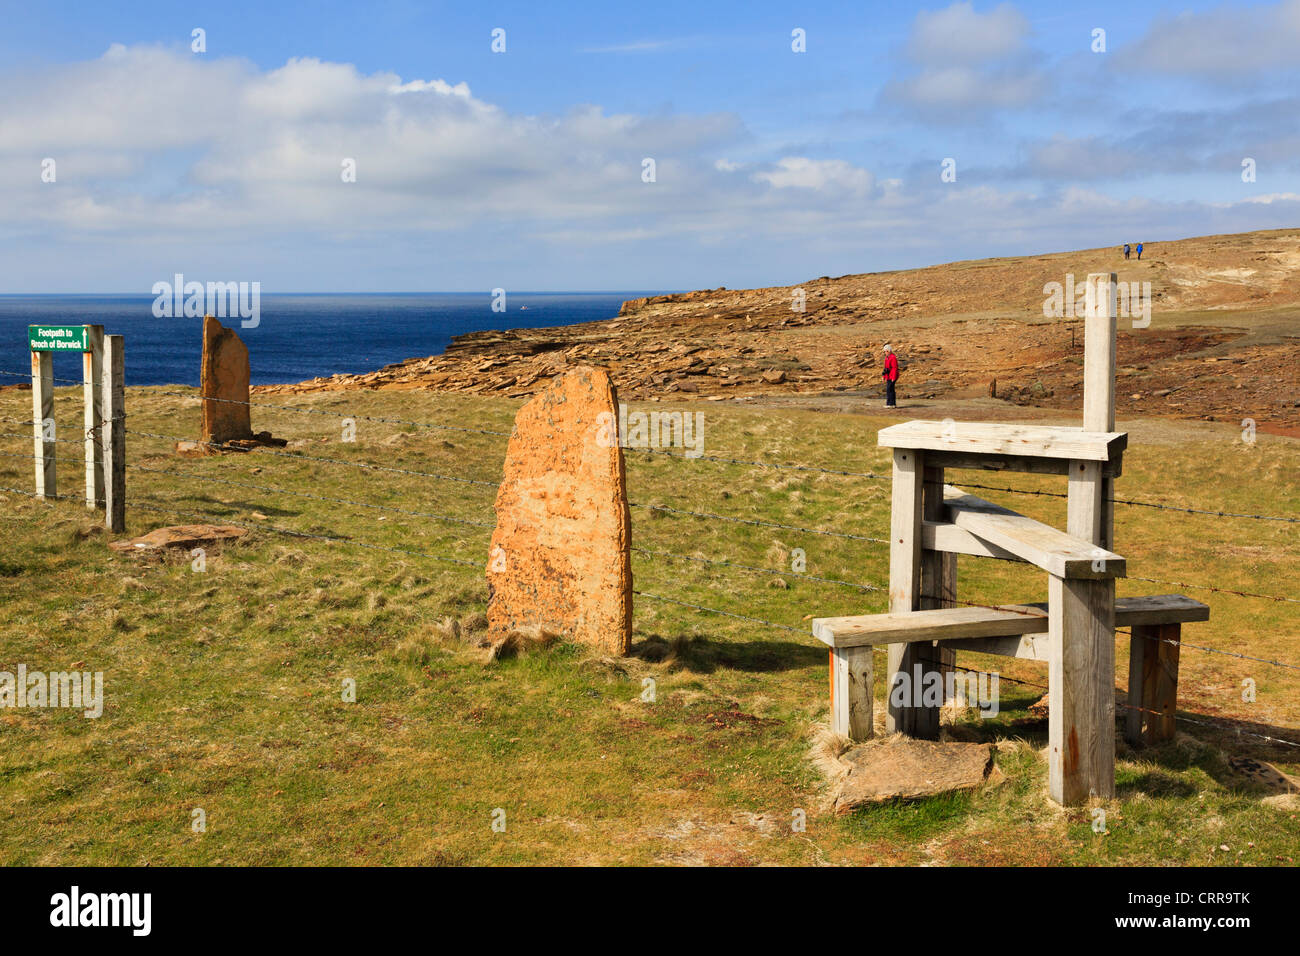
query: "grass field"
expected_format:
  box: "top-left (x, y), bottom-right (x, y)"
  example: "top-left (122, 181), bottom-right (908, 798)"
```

top-left (1, 384), bottom-right (1298, 865)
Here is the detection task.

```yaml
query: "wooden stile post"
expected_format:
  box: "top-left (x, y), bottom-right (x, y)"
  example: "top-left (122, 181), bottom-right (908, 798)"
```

top-left (902, 464), bottom-right (956, 736)
top-left (886, 447), bottom-right (927, 735)
top-left (1126, 622), bottom-right (1180, 746)
top-left (830, 645), bottom-right (873, 740)
top-left (1048, 575), bottom-right (1116, 802)
top-left (83, 325), bottom-right (105, 509)
top-left (31, 350), bottom-right (55, 499)
top-left (1081, 273), bottom-right (1118, 547)
top-left (1051, 272), bottom-right (1118, 804)
top-left (102, 335), bottom-right (125, 534)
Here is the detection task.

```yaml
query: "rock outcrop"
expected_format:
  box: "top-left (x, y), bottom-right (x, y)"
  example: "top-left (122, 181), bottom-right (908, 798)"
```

top-left (257, 229), bottom-right (1300, 435)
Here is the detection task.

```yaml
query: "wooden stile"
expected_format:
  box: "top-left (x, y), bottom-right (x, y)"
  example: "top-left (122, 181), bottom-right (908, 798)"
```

top-left (812, 268), bottom-right (1205, 803)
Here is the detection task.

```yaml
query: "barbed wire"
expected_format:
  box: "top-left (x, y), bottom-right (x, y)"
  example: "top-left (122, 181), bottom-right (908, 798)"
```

top-left (630, 501), bottom-right (892, 544)
top-left (0, 430), bottom-right (87, 447)
top-left (126, 462), bottom-right (497, 530)
top-left (6, 433), bottom-right (1295, 608)
top-left (125, 496), bottom-right (486, 569)
top-left (0, 449), bottom-right (89, 465)
top-left (632, 589), bottom-right (808, 634)
top-left (1127, 574), bottom-right (1300, 606)
top-left (897, 658), bottom-right (1300, 748)
top-left (957, 479), bottom-right (1298, 524)
top-left (633, 445), bottom-right (890, 480)
top-left (633, 586), bottom-right (1300, 747)
top-left (122, 428), bottom-right (501, 488)
top-left (0, 369), bottom-right (89, 387)
top-left (632, 546), bottom-right (886, 593)
top-left (147, 388), bottom-right (514, 438)
top-left (1115, 627), bottom-right (1300, 671)
top-left (7, 370), bottom-right (1294, 523)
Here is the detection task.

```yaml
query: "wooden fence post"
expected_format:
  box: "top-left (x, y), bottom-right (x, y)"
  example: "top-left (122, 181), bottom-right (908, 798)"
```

top-left (1051, 271), bottom-right (1118, 804)
top-left (31, 350), bottom-right (55, 499)
top-left (102, 335), bottom-right (125, 534)
top-left (83, 325), bottom-right (105, 509)
top-left (886, 447), bottom-right (927, 735)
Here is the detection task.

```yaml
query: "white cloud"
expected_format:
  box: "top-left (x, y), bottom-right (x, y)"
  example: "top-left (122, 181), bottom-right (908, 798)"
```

top-left (752, 158), bottom-right (875, 194)
top-left (1215, 192), bottom-right (1300, 205)
top-left (1024, 134), bottom-right (1142, 180)
top-left (888, 64), bottom-right (1041, 110)
top-left (907, 1), bottom-right (1030, 65)
top-left (1118, 0), bottom-right (1300, 78)
top-left (884, 2), bottom-right (1045, 113)
top-left (0, 42), bottom-right (1296, 291)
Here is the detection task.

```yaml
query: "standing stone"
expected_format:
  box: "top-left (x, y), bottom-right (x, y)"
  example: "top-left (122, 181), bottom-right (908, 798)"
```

top-left (200, 315), bottom-right (254, 445)
top-left (486, 366), bottom-right (632, 655)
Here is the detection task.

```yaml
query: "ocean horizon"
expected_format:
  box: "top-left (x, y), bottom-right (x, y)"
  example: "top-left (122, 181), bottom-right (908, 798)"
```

top-left (0, 292), bottom-right (665, 388)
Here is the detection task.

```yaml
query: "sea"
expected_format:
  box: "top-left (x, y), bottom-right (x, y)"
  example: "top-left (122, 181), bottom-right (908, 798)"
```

top-left (0, 292), bottom-right (659, 388)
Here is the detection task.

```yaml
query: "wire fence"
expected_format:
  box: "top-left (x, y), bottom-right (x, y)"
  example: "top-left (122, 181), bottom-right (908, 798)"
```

top-left (2, 372), bottom-right (1298, 749)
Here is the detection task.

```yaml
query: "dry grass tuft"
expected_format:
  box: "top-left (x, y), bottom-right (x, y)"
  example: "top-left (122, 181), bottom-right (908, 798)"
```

top-left (808, 722), bottom-right (854, 784)
top-left (483, 625), bottom-right (562, 662)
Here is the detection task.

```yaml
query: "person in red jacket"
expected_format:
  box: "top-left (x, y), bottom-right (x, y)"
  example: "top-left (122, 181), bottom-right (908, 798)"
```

top-left (881, 344), bottom-right (899, 408)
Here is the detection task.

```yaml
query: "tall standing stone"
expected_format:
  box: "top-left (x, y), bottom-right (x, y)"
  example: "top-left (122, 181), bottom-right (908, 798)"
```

top-left (200, 315), bottom-right (254, 445)
top-left (486, 366), bottom-right (632, 655)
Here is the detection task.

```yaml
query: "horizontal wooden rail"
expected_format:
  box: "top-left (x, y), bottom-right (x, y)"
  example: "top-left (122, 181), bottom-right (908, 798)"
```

top-left (878, 420), bottom-right (1127, 463)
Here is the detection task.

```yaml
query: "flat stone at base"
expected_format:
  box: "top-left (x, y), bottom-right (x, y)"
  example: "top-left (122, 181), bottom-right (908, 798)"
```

top-left (109, 524), bottom-right (248, 554)
top-left (225, 432), bottom-right (288, 450)
top-left (173, 441), bottom-right (211, 458)
top-left (831, 736), bottom-right (996, 812)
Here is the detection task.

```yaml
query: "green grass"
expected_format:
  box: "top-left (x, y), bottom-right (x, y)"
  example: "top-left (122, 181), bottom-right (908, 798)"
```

top-left (0, 384), bottom-right (1297, 865)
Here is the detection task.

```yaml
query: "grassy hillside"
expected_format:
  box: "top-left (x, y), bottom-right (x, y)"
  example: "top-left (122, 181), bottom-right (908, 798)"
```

top-left (1, 385), bottom-right (1298, 865)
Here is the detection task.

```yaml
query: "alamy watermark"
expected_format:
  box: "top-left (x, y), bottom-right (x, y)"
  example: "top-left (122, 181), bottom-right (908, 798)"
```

top-left (595, 403), bottom-right (704, 458)
top-left (890, 664), bottom-right (1000, 717)
top-left (1043, 274), bottom-right (1150, 328)
top-left (151, 273), bottom-right (261, 328)
top-left (50, 886), bottom-right (150, 936)
top-left (0, 664), bottom-right (103, 718)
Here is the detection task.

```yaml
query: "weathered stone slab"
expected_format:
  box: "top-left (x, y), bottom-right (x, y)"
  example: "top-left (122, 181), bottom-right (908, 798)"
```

top-left (200, 315), bottom-right (254, 445)
top-left (109, 524), bottom-right (248, 554)
top-left (486, 366), bottom-right (632, 655)
top-left (831, 736), bottom-right (997, 812)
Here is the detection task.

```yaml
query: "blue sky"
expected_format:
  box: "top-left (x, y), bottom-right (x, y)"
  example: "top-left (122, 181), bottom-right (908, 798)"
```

top-left (1, 0), bottom-right (1297, 291)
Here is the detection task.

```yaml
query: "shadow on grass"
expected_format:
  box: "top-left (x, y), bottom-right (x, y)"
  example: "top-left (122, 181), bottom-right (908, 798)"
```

top-left (838, 789), bottom-right (975, 843)
top-left (631, 632), bottom-right (825, 674)
top-left (946, 695), bottom-right (1299, 799)
top-left (170, 494), bottom-right (303, 520)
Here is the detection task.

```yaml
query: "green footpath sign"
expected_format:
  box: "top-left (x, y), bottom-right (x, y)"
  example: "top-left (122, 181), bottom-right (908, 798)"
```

top-left (29, 325), bottom-right (90, 352)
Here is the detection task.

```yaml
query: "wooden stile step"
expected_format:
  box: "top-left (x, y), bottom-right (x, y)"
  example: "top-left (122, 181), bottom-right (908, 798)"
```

top-left (812, 594), bottom-right (1208, 649)
top-left (939, 485), bottom-right (1126, 579)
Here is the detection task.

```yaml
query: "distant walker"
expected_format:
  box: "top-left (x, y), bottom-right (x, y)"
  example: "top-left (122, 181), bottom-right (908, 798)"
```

top-left (881, 344), bottom-right (899, 409)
